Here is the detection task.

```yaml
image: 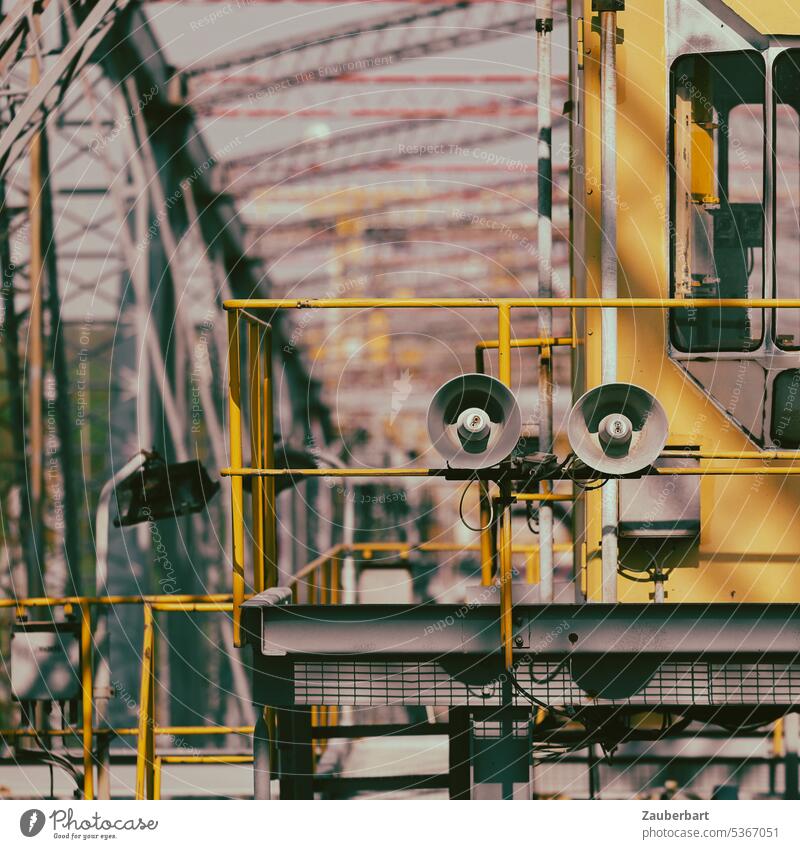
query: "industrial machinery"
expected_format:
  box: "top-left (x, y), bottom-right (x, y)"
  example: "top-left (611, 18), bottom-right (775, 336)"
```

top-left (222, 0), bottom-right (800, 800)
top-left (4, 0), bottom-right (800, 804)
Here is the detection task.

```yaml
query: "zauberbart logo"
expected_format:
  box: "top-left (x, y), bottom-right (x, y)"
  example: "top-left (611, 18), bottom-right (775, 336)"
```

top-left (20, 809), bottom-right (45, 838)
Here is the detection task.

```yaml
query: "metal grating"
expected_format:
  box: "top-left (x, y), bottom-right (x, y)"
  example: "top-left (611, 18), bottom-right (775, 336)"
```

top-left (294, 661), bottom-right (800, 707)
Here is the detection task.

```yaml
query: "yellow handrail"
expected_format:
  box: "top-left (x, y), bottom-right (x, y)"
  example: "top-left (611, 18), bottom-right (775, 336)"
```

top-left (225, 297), bottom-right (800, 309)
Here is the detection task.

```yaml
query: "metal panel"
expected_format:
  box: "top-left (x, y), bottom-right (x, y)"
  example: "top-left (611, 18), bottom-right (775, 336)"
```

top-left (286, 659), bottom-right (800, 708)
top-left (619, 453), bottom-right (701, 538)
top-left (11, 622), bottom-right (81, 701)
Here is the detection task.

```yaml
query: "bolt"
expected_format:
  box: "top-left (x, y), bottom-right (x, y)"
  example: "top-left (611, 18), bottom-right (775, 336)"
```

top-left (514, 635), bottom-right (524, 647)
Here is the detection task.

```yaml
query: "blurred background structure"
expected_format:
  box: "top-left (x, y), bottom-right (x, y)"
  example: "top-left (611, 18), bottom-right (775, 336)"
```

top-left (0, 0), bottom-right (799, 801)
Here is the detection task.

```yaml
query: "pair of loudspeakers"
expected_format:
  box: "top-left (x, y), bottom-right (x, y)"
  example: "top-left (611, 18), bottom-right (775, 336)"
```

top-left (427, 375), bottom-right (668, 474)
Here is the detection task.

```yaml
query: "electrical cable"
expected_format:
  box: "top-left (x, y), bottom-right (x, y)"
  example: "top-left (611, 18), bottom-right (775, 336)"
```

top-left (528, 656), bottom-right (571, 685)
top-left (458, 475), bottom-right (494, 532)
top-left (525, 500), bottom-right (539, 533)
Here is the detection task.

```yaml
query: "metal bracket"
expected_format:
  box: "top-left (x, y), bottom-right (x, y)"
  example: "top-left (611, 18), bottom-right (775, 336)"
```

top-left (591, 0), bottom-right (624, 11)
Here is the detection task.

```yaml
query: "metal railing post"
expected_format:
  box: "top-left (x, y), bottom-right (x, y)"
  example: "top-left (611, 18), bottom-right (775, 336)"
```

top-left (227, 310), bottom-right (246, 644)
top-left (80, 602), bottom-right (94, 800)
top-left (262, 326), bottom-right (278, 589)
top-left (135, 604), bottom-right (155, 800)
top-left (497, 305), bottom-right (515, 668)
top-left (249, 322), bottom-right (265, 594)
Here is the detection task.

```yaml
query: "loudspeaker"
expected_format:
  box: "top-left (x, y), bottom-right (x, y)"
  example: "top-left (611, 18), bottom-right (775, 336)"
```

top-left (427, 373), bottom-right (522, 469)
top-left (567, 383), bottom-right (668, 475)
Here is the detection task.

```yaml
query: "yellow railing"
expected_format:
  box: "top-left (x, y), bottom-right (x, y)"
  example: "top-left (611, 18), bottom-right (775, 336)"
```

top-left (133, 600), bottom-right (248, 799)
top-left (0, 536), bottom-right (566, 799)
top-left (0, 593), bottom-right (242, 801)
top-left (153, 755), bottom-right (254, 800)
top-left (224, 297), bottom-right (800, 666)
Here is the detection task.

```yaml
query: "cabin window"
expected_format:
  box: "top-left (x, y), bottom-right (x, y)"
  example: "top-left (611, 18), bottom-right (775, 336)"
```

top-left (774, 50), bottom-right (800, 349)
top-left (771, 369), bottom-right (800, 448)
top-left (670, 52), bottom-right (765, 353)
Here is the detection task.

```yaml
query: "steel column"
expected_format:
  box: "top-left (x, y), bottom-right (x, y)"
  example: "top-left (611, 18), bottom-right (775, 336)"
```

top-left (599, 4), bottom-right (620, 603)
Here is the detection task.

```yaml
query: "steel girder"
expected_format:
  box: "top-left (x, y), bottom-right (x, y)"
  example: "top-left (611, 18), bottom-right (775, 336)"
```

top-left (243, 595), bottom-right (800, 659)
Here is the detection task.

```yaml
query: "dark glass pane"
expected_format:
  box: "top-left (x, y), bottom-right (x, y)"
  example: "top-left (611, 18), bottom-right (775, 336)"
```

top-left (670, 52), bottom-right (765, 353)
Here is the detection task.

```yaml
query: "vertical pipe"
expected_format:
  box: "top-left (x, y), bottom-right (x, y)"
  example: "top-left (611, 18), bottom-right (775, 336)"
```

top-left (94, 451), bottom-right (148, 799)
top-left (497, 306), bottom-right (514, 668)
top-left (80, 603), bottom-right (94, 800)
top-left (248, 323), bottom-right (265, 593)
top-left (474, 346), bottom-right (494, 586)
top-left (341, 496), bottom-right (357, 605)
top-left (478, 485), bottom-right (494, 586)
top-left (262, 327), bottom-right (278, 589)
top-left (253, 707), bottom-right (272, 800)
top-left (537, 0), bottom-right (555, 604)
top-left (227, 311), bottom-right (245, 644)
top-left (599, 5), bottom-right (620, 603)
top-left (27, 50), bottom-right (45, 600)
top-left (497, 307), bottom-right (512, 393)
top-left (498, 488), bottom-right (514, 670)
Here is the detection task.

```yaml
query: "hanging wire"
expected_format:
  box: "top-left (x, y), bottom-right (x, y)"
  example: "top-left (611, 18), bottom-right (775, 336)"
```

top-left (526, 500), bottom-right (539, 533)
top-left (458, 475), bottom-right (494, 532)
top-left (528, 656), bottom-right (571, 685)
